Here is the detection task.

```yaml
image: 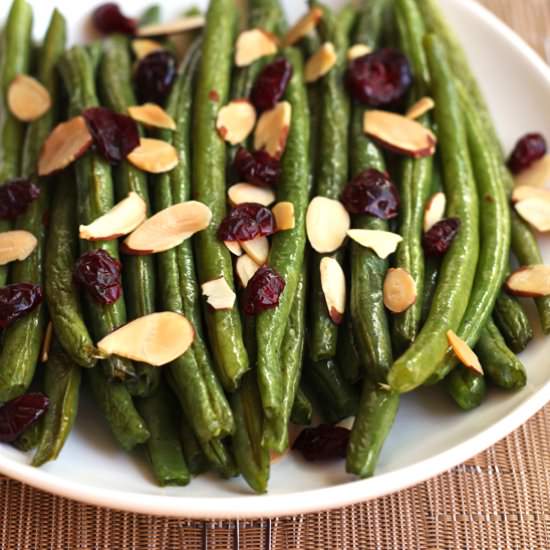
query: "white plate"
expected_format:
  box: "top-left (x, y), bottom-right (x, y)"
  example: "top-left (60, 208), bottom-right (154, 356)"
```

top-left (0, 0), bottom-right (549, 520)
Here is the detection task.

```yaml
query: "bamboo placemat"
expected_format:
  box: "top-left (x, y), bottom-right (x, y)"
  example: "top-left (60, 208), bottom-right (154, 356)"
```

top-left (1, 1), bottom-right (550, 548)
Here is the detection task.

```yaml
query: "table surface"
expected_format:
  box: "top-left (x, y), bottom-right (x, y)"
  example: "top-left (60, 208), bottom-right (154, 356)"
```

top-left (2, 1), bottom-right (550, 548)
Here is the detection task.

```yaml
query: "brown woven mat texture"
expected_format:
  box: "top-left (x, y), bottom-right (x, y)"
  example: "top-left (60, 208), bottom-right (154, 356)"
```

top-left (1, 1), bottom-right (550, 548)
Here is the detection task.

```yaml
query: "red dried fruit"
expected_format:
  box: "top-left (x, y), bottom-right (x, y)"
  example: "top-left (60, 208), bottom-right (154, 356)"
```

top-left (341, 168), bottom-right (400, 219)
top-left (0, 283), bottom-right (43, 329)
top-left (507, 133), bottom-right (547, 174)
top-left (251, 58), bottom-right (293, 113)
top-left (244, 266), bottom-right (285, 315)
top-left (0, 178), bottom-right (41, 220)
top-left (292, 424), bottom-right (350, 462)
top-left (74, 249), bottom-right (122, 305)
top-left (92, 3), bottom-right (137, 36)
top-left (423, 218), bottom-right (460, 256)
top-left (346, 48), bottom-right (412, 107)
top-left (0, 393), bottom-right (49, 443)
top-left (83, 107), bottom-right (139, 165)
top-left (134, 51), bottom-right (177, 106)
top-left (218, 203), bottom-right (276, 242)
top-left (233, 147), bottom-right (281, 187)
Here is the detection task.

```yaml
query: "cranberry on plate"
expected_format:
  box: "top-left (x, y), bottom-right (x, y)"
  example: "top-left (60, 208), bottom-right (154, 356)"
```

top-left (0, 393), bottom-right (49, 443)
top-left (74, 249), bottom-right (122, 305)
top-left (251, 58), bottom-right (293, 113)
top-left (0, 178), bottom-right (41, 220)
top-left (134, 51), bottom-right (177, 106)
top-left (243, 266), bottom-right (285, 315)
top-left (292, 424), bottom-right (350, 462)
top-left (0, 283), bottom-right (43, 329)
top-left (92, 3), bottom-right (137, 35)
top-left (233, 147), bottom-right (281, 188)
top-left (423, 218), bottom-right (461, 256)
top-left (218, 203), bottom-right (277, 242)
top-left (507, 133), bottom-right (547, 174)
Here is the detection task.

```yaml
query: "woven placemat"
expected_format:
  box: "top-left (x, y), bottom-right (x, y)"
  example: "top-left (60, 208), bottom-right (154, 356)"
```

top-left (1, 1), bottom-right (550, 548)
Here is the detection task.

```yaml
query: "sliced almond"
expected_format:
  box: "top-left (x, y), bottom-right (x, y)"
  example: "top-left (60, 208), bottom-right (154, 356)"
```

top-left (123, 201), bottom-right (212, 254)
top-left (505, 265), bottom-right (550, 297)
top-left (228, 183), bottom-right (275, 207)
top-left (38, 116), bottom-right (93, 176)
top-left (405, 96), bottom-right (435, 120)
top-left (423, 192), bottom-right (446, 232)
top-left (235, 28), bottom-right (278, 67)
top-left (447, 330), bottom-right (483, 375)
top-left (283, 7), bottom-right (323, 46)
top-left (304, 42), bottom-right (337, 83)
top-left (97, 312), bottom-right (194, 367)
top-left (224, 240), bottom-right (243, 256)
top-left (127, 138), bottom-right (179, 173)
top-left (383, 268), bottom-right (417, 314)
top-left (254, 101), bottom-right (292, 159)
top-left (320, 257), bottom-right (346, 324)
top-left (236, 254), bottom-right (261, 287)
top-left (41, 321), bottom-right (54, 363)
top-left (347, 44), bottom-right (371, 61)
top-left (131, 38), bottom-right (164, 59)
top-left (240, 236), bottom-right (269, 265)
top-left (0, 230), bottom-right (37, 266)
top-left (347, 229), bottom-right (403, 259)
top-left (216, 100), bottom-right (257, 146)
top-left (136, 15), bottom-right (205, 37)
top-left (7, 74), bottom-right (51, 122)
top-left (514, 155), bottom-right (550, 188)
top-left (79, 192), bottom-right (147, 241)
top-left (201, 277), bottom-right (236, 310)
top-left (515, 197), bottom-right (550, 232)
top-left (128, 103), bottom-right (176, 130)
top-left (364, 110), bottom-right (437, 158)
top-left (512, 185), bottom-right (550, 203)
top-left (272, 201), bottom-right (295, 231)
top-left (306, 197), bottom-right (350, 253)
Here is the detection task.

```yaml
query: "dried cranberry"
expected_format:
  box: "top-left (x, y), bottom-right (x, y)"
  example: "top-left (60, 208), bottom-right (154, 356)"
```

top-left (134, 51), bottom-right (177, 105)
top-left (251, 58), bottom-right (293, 112)
top-left (244, 266), bottom-right (285, 315)
top-left (292, 424), bottom-right (350, 462)
top-left (0, 178), bottom-right (41, 220)
top-left (346, 48), bottom-right (412, 107)
top-left (218, 203), bottom-right (276, 242)
top-left (423, 218), bottom-right (460, 256)
top-left (341, 169), bottom-right (400, 219)
top-left (0, 393), bottom-right (49, 443)
top-left (74, 249), bottom-right (122, 305)
top-left (0, 284), bottom-right (43, 329)
top-left (92, 3), bottom-right (137, 35)
top-left (507, 133), bottom-right (547, 174)
top-left (233, 147), bottom-right (281, 187)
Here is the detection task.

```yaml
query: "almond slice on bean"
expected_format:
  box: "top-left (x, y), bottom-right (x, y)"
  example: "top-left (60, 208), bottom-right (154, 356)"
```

top-left (38, 116), bottom-right (93, 176)
top-left (240, 236), bottom-right (269, 265)
top-left (383, 268), bottom-right (417, 313)
top-left (132, 39), bottom-right (164, 59)
top-left (272, 201), bottom-right (295, 231)
top-left (0, 230), bottom-right (38, 266)
top-left (405, 96), bottom-right (435, 120)
top-left (97, 312), bottom-right (194, 367)
top-left (423, 192), bottom-right (446, 232)
top-left (225, 240), bottom-right (243, 256)
top-left (363, 110), bottom-right (437, 158)
top-left (320, 257), bottom-right (346, 324)
top-left (228, 183), bottom-right (275, 207)
top-left (236, 254), bottom-right (261, 287)
top-left (346, 229), bottom-right (403, 259)
top-left (306, 197), bottom-right (350, 253)
top-left (514, 155), bottom-right (550, 188)
top-left (304, 42), bottom-right (337, 83)
top-left (283, 7), bottom-right (323, 46)
top-left (123, 201), bottom-right (212, 254)
top-left (217, 100), bottom-right (257, 146)
top-left (127, 138), bottom-right (179, 173)
top-left (79, 192), bottom-right (147, 241)
top-left (128, 103), bottom-right (176, 130)
top-left (254, 101), bottom-right (292, 159)
top-left (514, 196), bottom-right (550, 232)
top-left (41, 321), bottom-right (54, 363)
top-left (8, 74), bottom-right (51, 122)
top-left (347, 44), bottom-right (371, 61)
top-left (235, 28), bottom-right (278, 67)
top-left (201, 277), bottom-right (236, 310)
top-left (446, 330), bottom-right (483, 375)
top-left (505, 265), bottom-right (550, 297)
top-left (136, 15), bottom-right (205, 37)
top-left (512, 185), bottom-right (550, 203)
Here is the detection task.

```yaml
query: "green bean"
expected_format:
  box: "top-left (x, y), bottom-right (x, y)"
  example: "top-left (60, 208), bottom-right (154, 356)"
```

top-left (336, 317), bottom-right (362, 384)
top-left (85, 41), bottom-right (103, 74)
top-left (14, 418), bottom-right (42, 452)
top-left (179, 414), bottom-right (209, 476)
top-left (200, 437), bottom-right (238, 479)
top-left (421, 257), bottom-right (439, 323)
top-left (445, 367), bottom-right (486, 411)
top-left (139, 4), bottom-right (161, 26)
top-left (290, 387), bottom-right (313, 426)
top-left (493, 292), bottom-right (533, 353)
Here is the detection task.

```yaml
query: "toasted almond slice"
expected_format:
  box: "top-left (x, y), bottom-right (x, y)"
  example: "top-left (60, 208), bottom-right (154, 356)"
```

top-left (38, 116), bottom-right (93, 176)
top-left (128, 103), bottom-right (176, 130)
top-left (79, 192), bottom-right (147, 241)
top-left (272, 201), bottom-right (295, 231)
top-left (347, 44), bottom-right (371, 61)
top-left (0, 230), bottom-right (38, 266)
top-left (306, 197), bottom-right (350, 253)
top-left (97, 312), bottom-right (194, 367)
top-left (123, 201), bottom-right (212, 254)
top-left (224, 240), bottom-right (243, 256)
top-left (136, 15), bottom-right (205, 37)
top-left (515, 197), bottom-right (550, 232)
top-left (235, 28), bottom-right (278, 67)
top-left (283, 7), bottom-right (323, 46)
top-left (236, 254), bottom-right (261, 287)
top-left (240, 236), bottom-right (269, 265)
top-left (320, 257), bottom-right (346, 324)
top-left (512, 185), bottom-right (550, 203)
top-left (364, 110), bottom-right (437, 158)
top-left (383, 268), bottom-right (417, 313)
top-left (424, 192), bottom-right (446, 232)
top-left (254, 101), bottom-right (292, 159)
top-left (514, 155), bottom-right (550, 188)
top-left (347, 229), bottom-right (403, 259)
top-left (131, 38), bottom-right (164, 59)
top-left (201, 277), bottom-right (236, 310)
top-left (41, 321), bottom-right (53, 363)
top-left (127, 138), bottom-right (179, 173)
top-left (447, 330), bottom-right (483, 375)
top-left (216, 100), bottom-right (257, 146)
top-left (7, 74), bottom-right (51, 122)
top-left (405, 96), bottom-right (435, 120)
top-left (505, 265), bottom-right (550, 297)
top-left (304, 42), bottom-right (337, 83)
top-left (228, 183), bottom-right (275, 207)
